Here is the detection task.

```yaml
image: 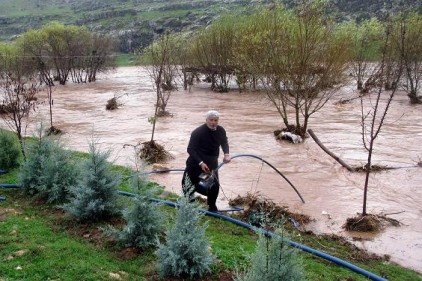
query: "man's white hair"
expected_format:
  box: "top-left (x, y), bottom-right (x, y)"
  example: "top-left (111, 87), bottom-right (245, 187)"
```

top-left (205, 110), bottom-right (220, 119)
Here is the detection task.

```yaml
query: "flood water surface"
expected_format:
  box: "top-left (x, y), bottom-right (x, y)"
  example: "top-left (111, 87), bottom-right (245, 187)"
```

top-left (3, 67), bottom-right (421, 274)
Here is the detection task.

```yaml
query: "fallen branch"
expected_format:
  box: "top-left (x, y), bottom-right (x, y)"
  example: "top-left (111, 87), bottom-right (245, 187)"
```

top-left (382, 211), bottom-right (405, 216)
top-left (307, 129), bottom-right (355, 172)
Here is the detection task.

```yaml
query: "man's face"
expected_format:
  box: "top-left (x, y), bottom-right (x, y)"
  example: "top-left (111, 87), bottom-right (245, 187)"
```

top-left (206, 117), bottom-right (219, 130)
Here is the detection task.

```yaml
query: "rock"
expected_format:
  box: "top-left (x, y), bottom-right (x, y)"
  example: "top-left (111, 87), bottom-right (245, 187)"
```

top-left (152, 163), bottom-right (169, 171)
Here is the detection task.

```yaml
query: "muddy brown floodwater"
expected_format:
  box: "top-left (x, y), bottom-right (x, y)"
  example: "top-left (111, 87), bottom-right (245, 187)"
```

top-left (2, 66), bottom-right (421, 274)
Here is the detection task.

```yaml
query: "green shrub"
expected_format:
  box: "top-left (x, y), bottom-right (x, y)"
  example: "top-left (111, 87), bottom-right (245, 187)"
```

top-left (61, 142), bottom-right (121, 222)
top-left (0, 130), bottom-right (20, 170)
top-left (156, 180), bottom-right (214, 279)
top-left (236, 230), bottom-right (304, 281)
top-left (18, 132), bottom-right (78, 203)
top-left (103, 175), bottom-right (164, 249)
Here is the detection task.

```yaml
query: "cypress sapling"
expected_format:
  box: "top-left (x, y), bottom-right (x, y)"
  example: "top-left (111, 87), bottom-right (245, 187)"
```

top-left (156, 177), bottom-right (214, 279)
top-left (236, 229), bottom-right (304, 281)
top-left (103, 174), bottom-right (164, 249)
top-left (61, 142), bottom-right (120, 222)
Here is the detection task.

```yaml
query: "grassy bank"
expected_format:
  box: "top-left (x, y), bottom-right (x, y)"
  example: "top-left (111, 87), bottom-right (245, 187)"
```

top-left (1, 164), bottom-right (421, 281)
top-left (0, 128), bottom-right (420, 281)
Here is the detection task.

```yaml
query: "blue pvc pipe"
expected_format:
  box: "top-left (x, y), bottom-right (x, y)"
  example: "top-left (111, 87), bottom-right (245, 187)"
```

top-left (0, 196), bottom-right (5, 201)
top-left (0, 183), bottom-right (22, 188)
top-left (117, 190), bottom-right (387, 281)
top-left (0, 169), bottom-right (7, 174)
top-left (0, 185), bottom-right (387, 280)
top-left (0, 183), bottom-right (388, 280)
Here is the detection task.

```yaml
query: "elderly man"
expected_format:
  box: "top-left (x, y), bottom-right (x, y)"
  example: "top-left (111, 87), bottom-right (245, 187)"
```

top-left (182, 110), bottom-right (231, 212)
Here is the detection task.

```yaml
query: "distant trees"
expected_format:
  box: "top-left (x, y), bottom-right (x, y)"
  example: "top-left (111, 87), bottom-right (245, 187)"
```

top-left (392, 12), bottom-right (422, 103)
top-left (188, 17), bottom-right (237, 92)
top-left (3, 22), bottom-right (117, 133)
top-left (17, 22), bottom-right (116, 86)
top-left (341, 12), bottom-right (421, 103)
top-left (340, 18), bottom-right (384, 92)
top-left (181, 2), bottom-right (353, 137)
top-left (180, 1), bottom-right (420, 137)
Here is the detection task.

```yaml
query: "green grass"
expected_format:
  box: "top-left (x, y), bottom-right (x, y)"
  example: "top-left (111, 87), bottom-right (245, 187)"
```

top-left (1, 161), bottom-right (422, 280)
top-left (0, 0), bottom-right (73, 17)
top-left (0, 191), bottom-right (155, 280)
top-left (114, 53), bottom-right (139, 67)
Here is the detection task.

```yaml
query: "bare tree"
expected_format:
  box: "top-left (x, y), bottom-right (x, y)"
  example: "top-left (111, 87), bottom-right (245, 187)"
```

top-left (145, 32), bottom-right (179, 138)
top-left (0, 44), bottom-right (39, 159)
top-left (16, 30), bottom-right (57, 134)
top-left (234, 2), bottom-right (351, 137)
top-left (137, 32), bottom-right (178, 164)
top-left (359, 25), bottom-right (403, 216)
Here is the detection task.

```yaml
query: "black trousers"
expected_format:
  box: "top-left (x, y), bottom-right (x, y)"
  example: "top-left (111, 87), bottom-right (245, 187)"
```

top-left (182, 169), bottom-right (220, 210)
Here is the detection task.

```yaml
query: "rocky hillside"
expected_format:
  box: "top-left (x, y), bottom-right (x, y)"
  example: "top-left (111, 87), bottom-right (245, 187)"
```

top-left (0, 0), bottom-right (420, 52)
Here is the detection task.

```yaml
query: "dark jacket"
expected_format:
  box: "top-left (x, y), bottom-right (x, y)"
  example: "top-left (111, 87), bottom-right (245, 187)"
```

top-left (185, 124), bottom-right (229, 183)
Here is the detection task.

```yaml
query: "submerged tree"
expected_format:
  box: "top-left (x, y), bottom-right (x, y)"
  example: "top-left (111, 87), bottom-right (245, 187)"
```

top-left (188, 16), bottom-right (237, 92)
top-left (392, 12), bottom-right (422, 103)
top-left (339, 18), bottom-right (384, 93)
top-left (360, 30), bottom-right (403, 216)
top-left (343, 20), bottom-right (404, 232)
top-left (234, 1), bottom-right (351, 137)
top-left (138, 32), bottom-right (178, 164)
top-left (15, 23), bottom-right (116, 134)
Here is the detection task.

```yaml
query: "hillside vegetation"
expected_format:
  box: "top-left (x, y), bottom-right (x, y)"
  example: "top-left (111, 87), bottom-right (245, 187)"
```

top-left (0, 0), bottom-right (420, 52)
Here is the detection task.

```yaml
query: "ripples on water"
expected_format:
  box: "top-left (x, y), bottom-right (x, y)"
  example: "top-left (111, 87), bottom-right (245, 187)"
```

top-left (1, 67), bottom-right (421, 273)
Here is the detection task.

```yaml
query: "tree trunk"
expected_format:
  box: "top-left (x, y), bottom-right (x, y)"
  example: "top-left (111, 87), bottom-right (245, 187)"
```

top-left (308, 129), bottom-right (354, 172)
top-left (362, 140), bottom-right (374, 216)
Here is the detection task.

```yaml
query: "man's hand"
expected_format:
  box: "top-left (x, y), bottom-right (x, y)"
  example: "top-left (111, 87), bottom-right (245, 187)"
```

top-left (223, 154), bottom-right (231, 163)
top-left (200, 162), bottom-right (210, 173)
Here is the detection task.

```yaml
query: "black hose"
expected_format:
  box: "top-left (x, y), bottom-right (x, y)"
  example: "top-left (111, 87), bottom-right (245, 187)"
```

top-left (217, 154), bottom-right (305, 203)
top-left (120, 154), bottom-right (305, 204)
top-left (122, 169), bottom-right (185, 180)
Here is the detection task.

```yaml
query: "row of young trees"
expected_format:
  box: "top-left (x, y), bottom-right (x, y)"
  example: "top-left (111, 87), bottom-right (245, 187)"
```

top-left (0, 22), bottom-right (116, 155)
top-left (2, 21), bottom-right (117, 85)
top-left (342, 12), bottom-right (422, 103)
top-left (142, 1), bottom-right (420, 226)
top-left (146, 2), bottom-right (421, 138)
